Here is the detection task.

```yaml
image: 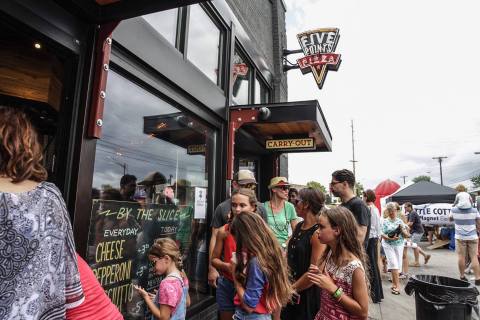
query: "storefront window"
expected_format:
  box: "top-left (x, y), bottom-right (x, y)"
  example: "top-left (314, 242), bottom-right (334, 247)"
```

top-left (232, 49), bottom-right (251, 105)
top-left (142, 8), bottom-right (178, 47)
top-left (87, 71), bottom-right (213, 318)
top-left (186, 5), bottom-right (221, 84)
top-left (254, 76), bottom-right (269, 104)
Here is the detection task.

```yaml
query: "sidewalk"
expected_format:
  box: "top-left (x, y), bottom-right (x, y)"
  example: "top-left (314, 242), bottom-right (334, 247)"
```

top-left (368, 245), bottom-right (479, 320)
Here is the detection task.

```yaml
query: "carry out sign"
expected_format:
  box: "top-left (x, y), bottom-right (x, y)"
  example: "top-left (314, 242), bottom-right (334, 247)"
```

top-left (265, 138), bottom-right (315, 151)
top-left (412, 203), bottom-right (453, 226)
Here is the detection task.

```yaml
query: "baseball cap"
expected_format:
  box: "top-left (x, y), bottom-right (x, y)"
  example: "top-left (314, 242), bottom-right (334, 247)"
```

top-left (234, 170), bottom-right (257, 185)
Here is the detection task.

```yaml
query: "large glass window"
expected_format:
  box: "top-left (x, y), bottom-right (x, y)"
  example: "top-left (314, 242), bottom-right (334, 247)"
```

top-left (232, 49), bottom-right (251, 105)
top-left (87, 71), bottom-right (213, 318)
top-left (142, 8), bottom-right (178, 47)
top-left (254, 76), bottom-right (270, 104)
top-left (186, 5), bottom-right (221, 84)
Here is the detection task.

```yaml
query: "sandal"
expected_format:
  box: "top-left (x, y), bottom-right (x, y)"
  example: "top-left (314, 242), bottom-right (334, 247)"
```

top-left (391, 287), bottom-right (400, 295)
top-left (460, 276), bottom-right (468, 281)
top-left (424, 254), bottom-right (431, 265)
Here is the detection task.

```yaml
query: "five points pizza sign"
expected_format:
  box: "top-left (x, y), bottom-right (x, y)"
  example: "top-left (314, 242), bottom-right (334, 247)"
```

top-left (297, 28), bottom-right (341, 89)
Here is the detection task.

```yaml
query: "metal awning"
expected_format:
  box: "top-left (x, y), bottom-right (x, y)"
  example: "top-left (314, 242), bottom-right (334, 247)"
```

top-left (227, 100), bottom-right (332, 179)
top-left (54, 0), bottom-right (210, 23)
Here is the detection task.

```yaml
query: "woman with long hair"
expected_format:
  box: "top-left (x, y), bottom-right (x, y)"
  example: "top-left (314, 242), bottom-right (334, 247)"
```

top-left (211, 188), bottom-right (259, 320)
top-left (381, 202), bottom-right (409, 295)
top-left (307, 206), bottom-right (369, 320)
top-left (264, 177), bottom-right (298, 249)
top-left (230, 212), bottom-right (293, 320)
top-left (363, 190), bottom-right (384, 303)
top-left (281, 188), bottom-right (326, 320)
top-left (0, 106), bottom-right (84, 319)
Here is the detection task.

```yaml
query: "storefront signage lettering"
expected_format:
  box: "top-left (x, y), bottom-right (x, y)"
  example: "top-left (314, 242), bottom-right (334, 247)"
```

top-left (266, 138), bottom-right (315, 150)
top-left (87, 200), bottom-right (186, 317)
top-left (187, 144), bottom-right (206, 155)
top-left (412, 203), bottom-right (453, 226)
top-left (296, 28), bottom-right (341, 89)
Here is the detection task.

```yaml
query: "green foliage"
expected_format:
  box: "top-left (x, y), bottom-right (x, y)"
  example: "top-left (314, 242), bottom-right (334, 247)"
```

top-left (101, 184), bottom-right (114, 191)
top-left (355, 182), bottom-right (364, 197)
top-left (471, 174), bottom-right (480, 188)
top-left (413, 175), bottom-right (431, 183)
top-left (306, 181), bottom-right (327, 194)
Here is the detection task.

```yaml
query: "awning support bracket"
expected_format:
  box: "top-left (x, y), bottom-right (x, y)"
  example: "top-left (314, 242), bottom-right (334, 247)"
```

top-left (87, 21), bottom-right (119, 138)
top-left (226, 108), bottom-right (260, 180)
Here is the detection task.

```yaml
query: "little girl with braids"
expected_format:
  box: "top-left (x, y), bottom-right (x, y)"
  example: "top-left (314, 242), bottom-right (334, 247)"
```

top-left (134, 238), bottom-right (190, 320)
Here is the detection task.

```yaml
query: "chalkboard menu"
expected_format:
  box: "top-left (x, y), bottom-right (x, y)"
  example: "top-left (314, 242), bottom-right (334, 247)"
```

top-left (86, 199), bottom-right (188, 319)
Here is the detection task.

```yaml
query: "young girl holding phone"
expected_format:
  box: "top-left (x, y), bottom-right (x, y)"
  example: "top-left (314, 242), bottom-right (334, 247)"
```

top-left (230, 212), bottom-right (293, 319)
top-left (134, 238), bottom-right (190, 320)
top-left (211, 188), bottom-right (259, 320)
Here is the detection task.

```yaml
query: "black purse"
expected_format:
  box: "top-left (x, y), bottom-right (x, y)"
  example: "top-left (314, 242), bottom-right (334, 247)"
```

top-left (387, 225), bottom-right (402, 238)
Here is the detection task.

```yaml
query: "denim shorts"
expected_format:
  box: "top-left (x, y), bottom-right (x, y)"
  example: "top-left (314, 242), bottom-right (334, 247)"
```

top-left (411, 232), bottom-right (423, 244)
top-left (216, 276), bottom-right (235, 312)
top-left (233, 308), bottom-right (271, 320)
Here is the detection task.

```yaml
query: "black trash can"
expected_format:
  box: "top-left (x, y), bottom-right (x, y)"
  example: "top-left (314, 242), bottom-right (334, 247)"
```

top-left (405, 275), bottom-right (479, 320)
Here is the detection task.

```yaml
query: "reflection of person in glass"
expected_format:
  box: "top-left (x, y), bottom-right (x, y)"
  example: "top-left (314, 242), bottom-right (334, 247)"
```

top-left (120, 174), bottom-right (137, 201)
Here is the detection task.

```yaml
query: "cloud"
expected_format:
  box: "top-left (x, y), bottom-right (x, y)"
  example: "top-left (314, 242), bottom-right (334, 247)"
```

top-left (286, 0), bottom-right (480, 190)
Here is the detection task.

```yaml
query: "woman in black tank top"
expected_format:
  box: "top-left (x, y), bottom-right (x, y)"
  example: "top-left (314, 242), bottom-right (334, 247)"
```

top-left (281, 188), bottom-right (326, 320)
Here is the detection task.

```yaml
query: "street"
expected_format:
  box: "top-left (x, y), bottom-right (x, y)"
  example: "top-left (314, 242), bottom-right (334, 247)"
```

top-left (369, 245), bottom-right (479, 320)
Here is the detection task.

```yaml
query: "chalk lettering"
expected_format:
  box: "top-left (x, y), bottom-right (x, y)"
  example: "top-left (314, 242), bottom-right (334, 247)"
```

top-left (95, 240), bottom-right (125, 263)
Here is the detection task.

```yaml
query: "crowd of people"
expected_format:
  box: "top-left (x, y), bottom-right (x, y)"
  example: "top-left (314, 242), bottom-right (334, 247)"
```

top-left (4, 105), bottom-right (480, 320)
top-left (208, 169), bottom-right (372, 320)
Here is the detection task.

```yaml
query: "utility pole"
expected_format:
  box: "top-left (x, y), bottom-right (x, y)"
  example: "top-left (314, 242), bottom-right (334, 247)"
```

top-left (349, 120), bottom-right (358, 178)
top-left (432, 156), bottom-right (448, 185)
top-left (400, 175), bottom-right (408, 184)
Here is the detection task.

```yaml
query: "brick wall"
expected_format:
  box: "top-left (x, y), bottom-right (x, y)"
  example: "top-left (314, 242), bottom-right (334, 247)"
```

top-left (226, 0), bottom-right (288, 102)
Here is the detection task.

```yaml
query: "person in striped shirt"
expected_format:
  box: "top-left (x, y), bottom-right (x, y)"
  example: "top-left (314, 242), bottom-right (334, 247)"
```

top-left (450, 203), bottom-right (480, 284)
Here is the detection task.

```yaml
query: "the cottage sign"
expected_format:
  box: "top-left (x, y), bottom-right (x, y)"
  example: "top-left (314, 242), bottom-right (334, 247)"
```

top-left (296, 28), bottom-right (341, 89)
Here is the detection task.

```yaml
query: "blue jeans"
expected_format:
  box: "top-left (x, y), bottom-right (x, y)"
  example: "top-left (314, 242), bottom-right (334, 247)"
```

top-left (233, 308), bottom-right (271, 320)
top-left (216, 276), bottom-right (235, 312)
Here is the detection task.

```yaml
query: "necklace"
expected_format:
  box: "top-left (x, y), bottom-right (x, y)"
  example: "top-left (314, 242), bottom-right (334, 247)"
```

top-left (269, 201), bottom-right (288, 232)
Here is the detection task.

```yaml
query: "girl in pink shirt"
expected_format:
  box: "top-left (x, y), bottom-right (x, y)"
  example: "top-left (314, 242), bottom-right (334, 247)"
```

top-left (134, 238), bottom-right (190, 320)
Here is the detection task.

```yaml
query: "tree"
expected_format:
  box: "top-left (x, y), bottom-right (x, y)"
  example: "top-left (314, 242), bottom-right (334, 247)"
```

top-left (306, 181), bottom-right (327, 194)
top-left (413, 175), bottom-right (431, 183)
top-left (471, 174), bottom-right (480, 188)
top-left (355, 182), bottom-right (364, 197)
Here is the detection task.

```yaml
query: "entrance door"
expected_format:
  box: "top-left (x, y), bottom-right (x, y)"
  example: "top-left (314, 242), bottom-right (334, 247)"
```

top-left (0, 17), bottom-right (77, 197)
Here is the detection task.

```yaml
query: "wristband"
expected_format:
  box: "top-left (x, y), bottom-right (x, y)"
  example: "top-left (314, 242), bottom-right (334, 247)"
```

top-left (332, 287), bottom-right (343, 300)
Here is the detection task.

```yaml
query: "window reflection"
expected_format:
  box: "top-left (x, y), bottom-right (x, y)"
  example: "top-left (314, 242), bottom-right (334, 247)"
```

top-left (88, 71), bottom-right (212, 318)
top-left (254, 77), bottom-right (269, 104)
top-left (186, 5), bottom-right (221, 84)
top-left (142, 9), bottom-right (178, 47)
top-left (232, 50), bottom-right (250, 105)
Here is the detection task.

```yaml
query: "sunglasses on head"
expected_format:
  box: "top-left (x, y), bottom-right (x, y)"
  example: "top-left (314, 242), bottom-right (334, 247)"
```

top-left (240, 183), bottom-right (256, 189)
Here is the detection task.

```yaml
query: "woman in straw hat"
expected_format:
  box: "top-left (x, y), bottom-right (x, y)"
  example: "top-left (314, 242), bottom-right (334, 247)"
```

top-left (264, 177), bottom-right (299, 249)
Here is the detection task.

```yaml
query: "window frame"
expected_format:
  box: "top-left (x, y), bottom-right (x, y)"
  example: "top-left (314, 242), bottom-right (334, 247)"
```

top-left (182, 3), bottom-right (227, 89)
top-left (91, 46), bottom-right (222, 314)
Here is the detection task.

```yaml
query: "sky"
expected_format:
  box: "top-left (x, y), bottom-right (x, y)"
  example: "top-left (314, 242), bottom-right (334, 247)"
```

top-left (285, 0), bottom-right (480, 190)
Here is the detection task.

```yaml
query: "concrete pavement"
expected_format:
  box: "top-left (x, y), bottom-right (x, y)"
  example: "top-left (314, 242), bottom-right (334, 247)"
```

top-left (368, 244), bottom-right (480, 320)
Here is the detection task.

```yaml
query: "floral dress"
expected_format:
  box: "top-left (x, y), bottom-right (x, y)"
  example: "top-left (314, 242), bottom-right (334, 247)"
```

top-left (0, 182), bottom-right (84, 319)
top-left (314, 252), bottom-right (364, 320)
